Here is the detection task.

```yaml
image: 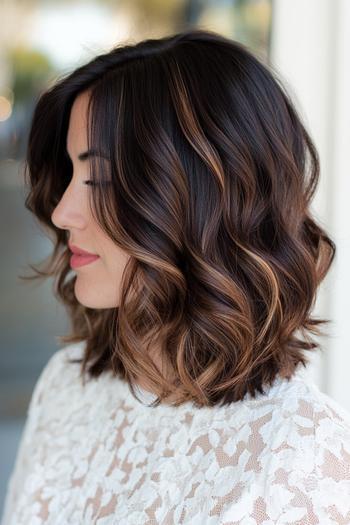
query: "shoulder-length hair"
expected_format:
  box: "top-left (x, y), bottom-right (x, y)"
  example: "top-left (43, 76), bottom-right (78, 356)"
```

top-left (21, 28), bottom-right (336, 408)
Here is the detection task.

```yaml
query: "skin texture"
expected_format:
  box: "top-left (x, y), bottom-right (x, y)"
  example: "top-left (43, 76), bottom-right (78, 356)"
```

top-left (51, 90), bottom-right (131, 310)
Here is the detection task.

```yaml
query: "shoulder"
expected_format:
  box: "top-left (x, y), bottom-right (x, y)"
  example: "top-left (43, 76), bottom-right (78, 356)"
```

top-left (217, 369), bottom-right (350, 523)
top-left (276, 368), bottom-right (350, 454)
top-left (0, 342), bottom-right (87, 525)
top-left (34, 340), bottom-right (85, 387)
top-left (247, 365), bottom-right (350, 440)
top-left (27, 341), bottom-right (86, 419)
top-left (264, 366), bottom-right (350, 473)
top-left (262, 370), bottom-right (350, 523)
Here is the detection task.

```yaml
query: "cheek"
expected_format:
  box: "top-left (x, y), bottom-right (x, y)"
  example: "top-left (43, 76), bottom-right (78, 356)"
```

top-left (101, 245), bottom-right (130, 278)
top-left (91, 222), bottom-right (130, 276)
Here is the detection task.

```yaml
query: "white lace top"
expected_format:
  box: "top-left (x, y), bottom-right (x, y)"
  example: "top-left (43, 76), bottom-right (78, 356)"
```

top-left (2, 341), bottom-right (350, 525)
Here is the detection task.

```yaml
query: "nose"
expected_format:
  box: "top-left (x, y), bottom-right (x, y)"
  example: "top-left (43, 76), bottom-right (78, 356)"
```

top-left (51, 185), bottom-right (87, 231)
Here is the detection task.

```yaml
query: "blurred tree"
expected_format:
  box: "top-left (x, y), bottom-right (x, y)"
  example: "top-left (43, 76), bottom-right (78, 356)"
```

top-left (4, 47), bottom-right (54, 160)
top-left (8, 46), bottom-right (53, 104)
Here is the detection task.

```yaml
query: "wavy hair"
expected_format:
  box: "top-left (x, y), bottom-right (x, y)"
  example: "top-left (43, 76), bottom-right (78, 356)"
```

top-left (21, 28), bottom-right (336, 408)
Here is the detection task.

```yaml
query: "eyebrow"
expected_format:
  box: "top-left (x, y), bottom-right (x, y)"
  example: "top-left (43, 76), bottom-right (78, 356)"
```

top-left (79, 149), bottom-right (110, 161)
top-left (66, 149), bottom-right (110, 161)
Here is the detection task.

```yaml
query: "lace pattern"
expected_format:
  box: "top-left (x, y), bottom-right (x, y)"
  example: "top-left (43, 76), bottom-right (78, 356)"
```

top-left (1, 341), bottom-right (350, 524)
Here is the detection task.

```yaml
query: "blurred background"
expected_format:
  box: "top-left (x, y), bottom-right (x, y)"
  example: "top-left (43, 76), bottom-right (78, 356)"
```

top-left (0, 0), bottom-right (349, 515)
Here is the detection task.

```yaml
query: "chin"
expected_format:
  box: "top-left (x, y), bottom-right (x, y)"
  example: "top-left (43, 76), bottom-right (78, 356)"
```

top-left (74, 286), bottom-right (118, 309)
top-left (76, 297), bottom-right (117, 309)
top-left (73, 274), bottom-right (121, 308)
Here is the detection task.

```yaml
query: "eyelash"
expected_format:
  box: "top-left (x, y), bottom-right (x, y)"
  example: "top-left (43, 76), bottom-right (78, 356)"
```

top-left (82, 179), bottom-right (112, 187)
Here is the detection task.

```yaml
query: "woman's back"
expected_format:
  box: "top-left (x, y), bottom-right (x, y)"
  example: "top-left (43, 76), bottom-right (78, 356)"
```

top-left (2, 341), bottom-right (350, 525)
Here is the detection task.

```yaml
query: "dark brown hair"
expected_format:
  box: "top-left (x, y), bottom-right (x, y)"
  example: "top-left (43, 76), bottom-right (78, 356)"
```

top-left (21, 28), bottom-right (336, 408)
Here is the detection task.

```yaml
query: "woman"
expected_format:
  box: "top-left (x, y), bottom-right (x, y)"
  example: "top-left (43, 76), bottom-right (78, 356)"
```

top-left (2, 28), bottom-right (350, 524)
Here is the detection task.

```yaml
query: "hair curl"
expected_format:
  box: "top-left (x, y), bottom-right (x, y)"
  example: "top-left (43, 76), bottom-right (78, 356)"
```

top-left (21, 28), bottom-right (336, 408)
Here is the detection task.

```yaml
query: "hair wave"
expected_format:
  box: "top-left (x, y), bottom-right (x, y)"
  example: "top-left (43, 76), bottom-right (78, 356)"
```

top-left (20, 28), bottom-right (336, 408)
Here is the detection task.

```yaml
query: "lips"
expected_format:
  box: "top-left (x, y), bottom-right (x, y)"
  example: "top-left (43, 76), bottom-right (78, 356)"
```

top-left (68, 243), bottom-right (100, 269)
top-left (68, 242), bottom-right (98, 256)
top-left (70, 254), bottom-right (100, 269)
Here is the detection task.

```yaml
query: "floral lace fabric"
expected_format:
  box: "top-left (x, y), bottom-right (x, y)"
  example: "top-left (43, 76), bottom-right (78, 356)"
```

top-left (1, 341), bottom-right (350, 525)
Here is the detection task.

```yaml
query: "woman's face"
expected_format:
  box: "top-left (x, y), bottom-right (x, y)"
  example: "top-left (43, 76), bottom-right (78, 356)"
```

top-left (51, 90), bottom-right (130, 309)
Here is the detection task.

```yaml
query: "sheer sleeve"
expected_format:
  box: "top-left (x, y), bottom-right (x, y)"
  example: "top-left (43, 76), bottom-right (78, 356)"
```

top-left (1, 349), bottom-right (66, 525)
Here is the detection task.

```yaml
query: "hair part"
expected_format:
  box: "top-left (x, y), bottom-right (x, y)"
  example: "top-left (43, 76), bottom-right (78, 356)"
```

top-left (21, 28), bottom-right (336, 408)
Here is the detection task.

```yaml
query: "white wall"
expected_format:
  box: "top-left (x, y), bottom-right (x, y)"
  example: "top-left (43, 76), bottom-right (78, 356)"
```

top-left (270, 0), bottom-right (350, 410)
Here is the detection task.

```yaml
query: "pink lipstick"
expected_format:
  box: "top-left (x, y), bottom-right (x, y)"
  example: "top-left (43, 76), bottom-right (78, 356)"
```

top-left (68, 243), bottom-right (100, 269)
